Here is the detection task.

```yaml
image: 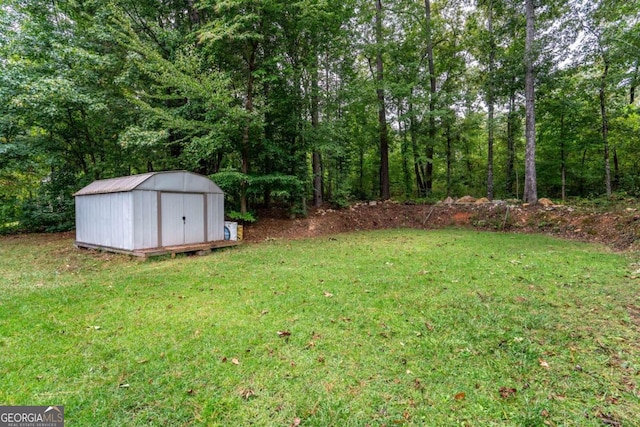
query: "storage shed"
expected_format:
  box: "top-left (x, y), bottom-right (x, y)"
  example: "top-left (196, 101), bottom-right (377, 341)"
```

top-left (74, 171), bottom-right (235, 256)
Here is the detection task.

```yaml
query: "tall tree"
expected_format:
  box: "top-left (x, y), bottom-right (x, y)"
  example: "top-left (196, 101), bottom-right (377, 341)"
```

top-left (484, 0), bottom-right (496, 200)
top-left (523, 0), bottom-right (537, 203)
top-left (423, 0), bottom-right (437, 196)
top-left (375, 0), bottom-right (390, 200)
top-left (198, 0), bottom-right (268, 214)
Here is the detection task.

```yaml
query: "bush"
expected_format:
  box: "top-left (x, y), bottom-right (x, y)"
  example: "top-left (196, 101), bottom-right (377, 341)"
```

top-left (0, 196), bottom-right (21, 234)
top-left (18, 169), bottom-right (76, 232)
top-left (212, 170), bottom-right (305, 214)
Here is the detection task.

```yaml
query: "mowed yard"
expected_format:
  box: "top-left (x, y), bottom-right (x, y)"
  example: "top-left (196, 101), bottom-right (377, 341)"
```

top-left (0, 229), bottom-right (639, 426)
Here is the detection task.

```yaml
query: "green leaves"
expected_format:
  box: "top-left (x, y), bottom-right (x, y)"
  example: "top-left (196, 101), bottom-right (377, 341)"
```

top-left (212, 171), bottom-right (305, 211)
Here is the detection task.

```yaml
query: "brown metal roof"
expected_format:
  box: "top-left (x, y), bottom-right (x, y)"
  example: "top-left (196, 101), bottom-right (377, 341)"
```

top-left (74, 170), bottom-right (224, 196)
top-left (73, 172), bottom-right (158, 196)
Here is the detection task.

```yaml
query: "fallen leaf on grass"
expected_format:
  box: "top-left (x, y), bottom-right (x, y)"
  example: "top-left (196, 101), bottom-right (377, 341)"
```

top-left (454, 392), bottom-right (466, 401)
top-left (232, 358), bottom-right (240, 365)
top-left (539, 359), bottom-right (550, 369)
top-left (240, 388), bottom-right (256, 400)
top-left (595, 410), bottom-right (621, 427)
top-left (323, 291), bottom-right (334, 298)
top-left (499, 387), bottom-right (517, 398)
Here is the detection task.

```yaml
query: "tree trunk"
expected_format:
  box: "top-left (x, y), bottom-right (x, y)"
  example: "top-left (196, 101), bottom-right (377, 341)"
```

top-left (524, 0), bottom-right (537, 204)
top-left (241, 44), bottom-right (257, 215)
top-left (560, 112), bottom-right (566, 202)
top-left (506, 88), bottom-right (516, 198)
top-left (311, 56), bottom-right (323, 207)
top-left (486, 0), bottom-right (495, 200)
top-left (424, 0), bottom-right (436, 195)
top-left (631, 60), bottom-right (638, 104)
top-left (409, 97), bottom-right (427, 197)
top-left (185, 0), bottom-right (200, 26)
top-left (398, 103), bottom-right (412, 197)
top-left (375, 0), bottom-right (390, 200)
top-left (600, 59), bottom-right (611, 197)
top-left (359, 147), bottom-right (365, 198)
top-left (445, 120), bottom-right (452, 197)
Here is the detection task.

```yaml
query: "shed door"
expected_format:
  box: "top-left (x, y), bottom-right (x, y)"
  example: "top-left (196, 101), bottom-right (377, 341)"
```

top-left (161, 193), bottom-right (206, 246)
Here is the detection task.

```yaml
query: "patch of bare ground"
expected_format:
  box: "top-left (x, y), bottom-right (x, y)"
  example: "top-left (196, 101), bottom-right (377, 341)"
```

top-left (244, 199), bottom-right (640, 252)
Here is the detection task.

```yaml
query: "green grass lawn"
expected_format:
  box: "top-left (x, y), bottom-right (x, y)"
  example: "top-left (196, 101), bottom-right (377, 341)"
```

top-left (0, 230), bottom-right (639, 426)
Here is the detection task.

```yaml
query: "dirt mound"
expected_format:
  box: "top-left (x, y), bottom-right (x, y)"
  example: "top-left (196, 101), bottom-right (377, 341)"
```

top-left (244, 200), bottom-right (640, 251)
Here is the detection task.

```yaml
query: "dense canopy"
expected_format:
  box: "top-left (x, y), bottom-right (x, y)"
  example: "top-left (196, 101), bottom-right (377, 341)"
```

top-left (1, 0), bottom-right (639, 232)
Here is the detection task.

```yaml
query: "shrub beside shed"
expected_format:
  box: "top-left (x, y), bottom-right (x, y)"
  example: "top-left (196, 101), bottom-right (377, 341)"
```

top-left (74, 171), bottom-right (236, 256)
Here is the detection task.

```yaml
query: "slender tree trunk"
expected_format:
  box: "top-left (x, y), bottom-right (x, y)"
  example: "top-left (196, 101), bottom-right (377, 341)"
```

top-left (599, 59), bottom-right (611, 196)
top-left (560, 112), bottom-right (566, 202)
top-left (409, 100), bottom-right (426, 197)
top-left (409, 94), bottom-right (426, 197)
top-left (185, 0), bottom-right (200, 26)
top-left (375, 0), bottom-right (390, 200)
top-left (424, 0), bottom-right (436, 195)
top-left (241, 44), bottom-right (257, 215)
top-left (486, 0), bottom-right (495, 200)
top-left (445, 119), bottom-right (452, 197)
top-left (506, 88), bottom-right (516, 197)
top-left (631, 60), bottom-right (638, 104)
top-left (398, 103), bottom-right (412, 197)
top-left (311, 55), bottom-right (323, 207)
top-left (524, 0), bottom-right (537, 204)
top-left (359, 147), bottom-right (365, 198)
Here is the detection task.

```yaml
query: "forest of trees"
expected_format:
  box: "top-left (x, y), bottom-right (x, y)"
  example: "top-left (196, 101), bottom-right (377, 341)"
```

top-left (1, 0), bottom-right (639, 232)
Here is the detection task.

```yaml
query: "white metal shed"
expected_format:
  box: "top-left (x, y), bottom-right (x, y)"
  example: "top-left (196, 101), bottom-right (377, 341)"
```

top-left (74, 171), bottom-right (231, 256)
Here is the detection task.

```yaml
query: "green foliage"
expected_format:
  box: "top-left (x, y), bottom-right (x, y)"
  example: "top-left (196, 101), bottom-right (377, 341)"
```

top-left (0, 197), bottom-right (20, 234)
top-left (226, 210), bottom-right (257, 224)
top-left (248, 174), bottom-right (305, 204)
top-left (2, 0), bottom-right (640, 230)
top-left (18, 168), bottom-right (77, 233)
top-left (213, 170), bottom-right (306, 213)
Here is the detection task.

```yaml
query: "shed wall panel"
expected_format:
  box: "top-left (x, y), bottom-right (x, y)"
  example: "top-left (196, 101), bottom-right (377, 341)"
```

top-left (76, 193), bottom-right (134, 250)
top-left (207, 194), bottom-right (225, 241)
top-left (132, 191), bottom-right (159, 249)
